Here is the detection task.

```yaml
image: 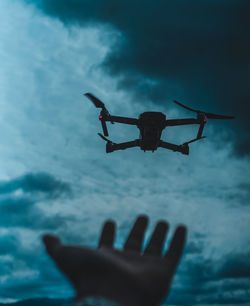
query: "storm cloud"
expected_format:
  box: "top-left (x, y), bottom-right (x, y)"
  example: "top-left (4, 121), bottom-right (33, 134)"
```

top-left (167, 251), bottom-right (250, 305)
top-left (1, 1), bottom-right (250, 304)
top-left (0, 172), bottom-right (72, 229)
top-left (0, 172), bottom-right (74, 300)
top-left (24, 0), bottom-right (250, 156)
top-left (0, 172), bottom-right (71, 198)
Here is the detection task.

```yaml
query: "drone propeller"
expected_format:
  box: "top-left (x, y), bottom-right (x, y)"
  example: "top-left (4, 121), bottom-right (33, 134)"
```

top-left (173, 100), bottom-right (235, 119)
top-left (98, 133), bottom-right (112, 143)
top-left (85, 93), bottom-right (113, 136)
top-left (85, 93), bottom-right (106, 109)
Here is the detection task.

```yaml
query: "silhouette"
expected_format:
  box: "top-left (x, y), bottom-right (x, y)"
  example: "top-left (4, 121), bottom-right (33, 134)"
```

top-left (84, 93), bottom-right (234, 154)
top-left (43, 215), bottom-right (187, 306)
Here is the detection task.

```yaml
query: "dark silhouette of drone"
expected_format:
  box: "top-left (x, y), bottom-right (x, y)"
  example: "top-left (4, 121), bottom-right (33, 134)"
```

top-left (85, 93), bottom-right (234, 155)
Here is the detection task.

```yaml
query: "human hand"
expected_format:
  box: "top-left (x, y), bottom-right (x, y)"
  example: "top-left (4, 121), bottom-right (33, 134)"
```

top-left (43, 216), bottom-right (187, 306)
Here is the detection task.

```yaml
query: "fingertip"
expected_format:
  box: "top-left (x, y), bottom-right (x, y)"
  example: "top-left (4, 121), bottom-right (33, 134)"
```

top-left (43, 234), bottom-right (61, 245)
top-left (134, 215), bottom-right (149, 230)
top-left (173, 225), bottom-right (188, 246)
top-left (124, 215), bottom-right (149, 252)
top-left (43, 234), bottom-right (61, 255)
top-left (104, 220), bottom-right (116, 236)
top-left (157, 220), bottom-right (169, 229)
top-left (164, 224), bottom-right (188, 264)
top-left (136, 214), bottom-right (149, 225)
top-left (144, 220), bottom-right (169, 256)
top-left (176, 225), bottom-right (188, 237)
top-left (104, 219), bottom-right (116, 229)
top-left (99, 220), bottom-right (116, 248)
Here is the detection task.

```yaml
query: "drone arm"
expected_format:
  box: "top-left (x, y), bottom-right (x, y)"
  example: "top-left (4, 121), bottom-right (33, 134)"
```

top-left (107, 139), bottom-right (140, 153)
top-left (108, 115), bottom-right (138, 125)
top-left (159, 141), bottom-right (189, 155)
top-left (100, 119), bottom-right (109, 136)
top-left (165, 118), bottom-right (199, 126)
top-left (99, 115), bottom-right (138, 137)
top-left (197, 121), bottom-right (205, 138)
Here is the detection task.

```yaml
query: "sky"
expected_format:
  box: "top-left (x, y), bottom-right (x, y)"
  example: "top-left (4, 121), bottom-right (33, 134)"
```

top-left (0, 0), bottom-right (250, 305)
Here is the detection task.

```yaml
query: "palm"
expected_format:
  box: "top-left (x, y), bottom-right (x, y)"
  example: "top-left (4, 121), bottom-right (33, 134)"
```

top-left (43, 216), bottom-right (187, 306)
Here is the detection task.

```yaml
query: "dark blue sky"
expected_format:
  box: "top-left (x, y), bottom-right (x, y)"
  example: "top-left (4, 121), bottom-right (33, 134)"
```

top-left (0, 0), bottom-right (250, 305)
top-left (26, 0), bottom-right (250, 156)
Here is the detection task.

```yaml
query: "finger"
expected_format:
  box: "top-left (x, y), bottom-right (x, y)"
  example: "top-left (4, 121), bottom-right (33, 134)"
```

top-left (98, 220), bottom-right (116, 248)
top-left (43, 234), bottom-right (62, 258)
top-left (144, 221), bottom-right (169, 256)
top-left (164, 225), bottom-right (187, 267)
top-left (124, 215), bottom-right (148, 252)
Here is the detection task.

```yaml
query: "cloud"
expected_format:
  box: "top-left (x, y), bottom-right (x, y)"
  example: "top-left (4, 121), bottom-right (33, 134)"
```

top-left (23, 0), bottom-right (250, 156)
top-left (0, 172), bottom-right (74, 300)
top-left (0, 298), bottom-right (71, 305)
top-left (167, 251), bottom-right (250, 305)
top-left (0, 173), bottom-right (71, 198)
top-left (1, 1), bottom-right (250, 304)
top-left (217, 252), bottom-right (250, 279)
top-left (0, 172), bottom-right (72, 229)
top-left (0, 234), bottom-right (19, 256)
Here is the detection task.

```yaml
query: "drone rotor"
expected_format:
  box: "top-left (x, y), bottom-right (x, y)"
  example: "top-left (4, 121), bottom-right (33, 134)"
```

top-left (85, 93), bottom-right (106, 109)
top-left (85, 93), bottom-right (112, 136)
top-left (98, 133), bottom-right (112, 143)
top-left (173, 100), bottom-right (235, 120)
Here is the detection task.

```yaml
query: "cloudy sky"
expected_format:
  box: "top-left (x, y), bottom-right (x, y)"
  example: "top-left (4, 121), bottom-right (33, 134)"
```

top-left (0, 0), bottom-right (250, 305)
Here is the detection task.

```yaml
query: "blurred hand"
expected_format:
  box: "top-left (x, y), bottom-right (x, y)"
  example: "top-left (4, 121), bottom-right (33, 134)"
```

top-left (43, 216), bottom-right (187, 306)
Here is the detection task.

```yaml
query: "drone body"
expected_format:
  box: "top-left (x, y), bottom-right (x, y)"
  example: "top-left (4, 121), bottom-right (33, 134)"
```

top-left (85, 93), bottom-right (234, 155)
top-left (138, 112), bottom-right (166, 151)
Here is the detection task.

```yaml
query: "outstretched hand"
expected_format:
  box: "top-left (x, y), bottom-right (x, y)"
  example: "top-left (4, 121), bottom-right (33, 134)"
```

top-left (43, 216), bottom-right (187, 306)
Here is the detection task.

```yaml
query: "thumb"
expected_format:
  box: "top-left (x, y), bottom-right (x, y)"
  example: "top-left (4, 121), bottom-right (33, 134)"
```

top-left (43, 234), bottom-right (61, 257)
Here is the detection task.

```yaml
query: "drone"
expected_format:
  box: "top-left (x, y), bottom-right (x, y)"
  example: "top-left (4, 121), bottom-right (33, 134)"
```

top-left (85, 93), bottom-right (234, 155)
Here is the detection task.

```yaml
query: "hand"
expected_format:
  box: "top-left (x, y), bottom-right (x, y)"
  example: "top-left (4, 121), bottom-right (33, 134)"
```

top-left (43, 216), bottom-right (187, 306)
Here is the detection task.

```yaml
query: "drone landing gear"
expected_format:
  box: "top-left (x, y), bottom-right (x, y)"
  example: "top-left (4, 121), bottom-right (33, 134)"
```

top-left (159, 141), bottom-right (189, 155)
top-left (183, 136), bottom-right (206, 146)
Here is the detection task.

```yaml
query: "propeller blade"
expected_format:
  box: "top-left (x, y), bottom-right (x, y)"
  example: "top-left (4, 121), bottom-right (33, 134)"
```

top-left (204, 113), bottom-right (235, 120)
top-left (98, 133), bottom-right (111, 142)
top-left (173, 100), bottom-right (197, 113)
top-left (173, 100), bottom-right (235, 120)
top-left (84, 93), bottom-right (105, 109)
